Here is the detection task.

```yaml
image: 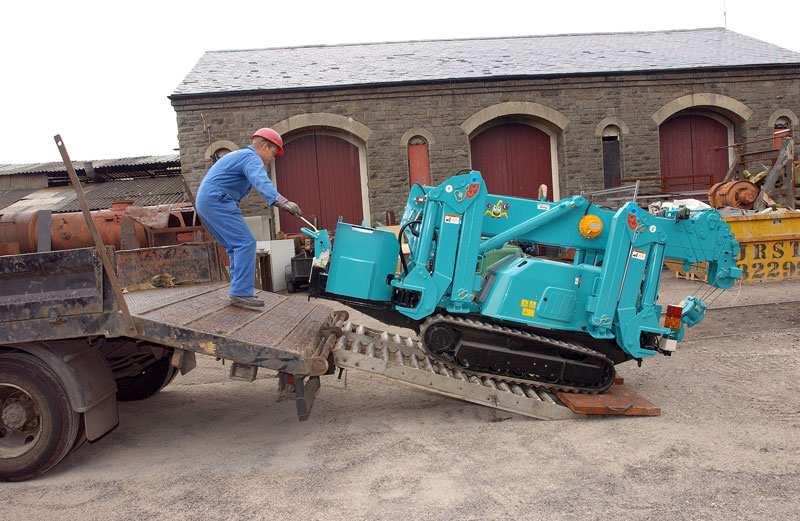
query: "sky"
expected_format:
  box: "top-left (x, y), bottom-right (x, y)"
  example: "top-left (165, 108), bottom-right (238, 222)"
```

top-left (1, 0), bottom-right (799, 164)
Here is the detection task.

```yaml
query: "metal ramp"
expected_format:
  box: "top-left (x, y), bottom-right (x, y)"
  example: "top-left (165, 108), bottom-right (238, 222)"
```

top-left (326, 316), bottom-right (578, 420)
top-left (325, 314), bottom-right (660, 420)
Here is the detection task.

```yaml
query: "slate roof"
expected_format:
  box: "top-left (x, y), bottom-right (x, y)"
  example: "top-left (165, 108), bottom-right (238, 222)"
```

top-left (173, 28), bottom-right (800, 97)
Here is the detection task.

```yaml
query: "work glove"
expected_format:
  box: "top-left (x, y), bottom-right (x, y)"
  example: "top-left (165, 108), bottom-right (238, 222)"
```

top-left (277, 199), bottom-right (302, 216)
top-left (283, 201), bottom-right (302, 216)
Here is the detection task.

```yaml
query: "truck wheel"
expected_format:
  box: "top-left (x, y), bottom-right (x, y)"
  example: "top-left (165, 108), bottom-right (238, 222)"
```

top-left (69, 415), bottom-right (87, 454)
top-left (115, 355), bottom-right (177, 402)
top-left (0, 352), bottom-right (81, 482)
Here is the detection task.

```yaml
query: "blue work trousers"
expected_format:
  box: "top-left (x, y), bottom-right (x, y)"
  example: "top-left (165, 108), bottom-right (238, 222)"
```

top-left (195, 189), bottom-right (257, 297)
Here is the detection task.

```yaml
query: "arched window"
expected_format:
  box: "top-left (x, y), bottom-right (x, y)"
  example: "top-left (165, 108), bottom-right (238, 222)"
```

top-left (774, 116), bottom-right (792, 150)
top-left (204, 140), bottom-right (239, 164)
top-left (601, 125), bottom-right (622, 188)
top-left (211, 147), bottom-right (232, 162)
top-left (775, 115), bottom-right (792, 129)
top-left (407, 135), bottom-right (430, 187)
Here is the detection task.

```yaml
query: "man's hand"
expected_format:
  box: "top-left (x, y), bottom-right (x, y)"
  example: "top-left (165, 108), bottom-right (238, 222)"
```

top-left (280, 200), bottom-right (302, 216)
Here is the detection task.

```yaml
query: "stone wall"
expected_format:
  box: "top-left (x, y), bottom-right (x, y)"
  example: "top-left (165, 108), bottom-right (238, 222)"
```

top-left (171, 67), bottom-right (800, 221)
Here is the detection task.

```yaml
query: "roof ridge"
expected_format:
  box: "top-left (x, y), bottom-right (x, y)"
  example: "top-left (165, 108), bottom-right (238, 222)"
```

top-left (207, 27), bottom-right (727, 54)
top-left (93, 153), bottom-right (179, 160)
top-left (0, 154), bottom-right (180, 173)
top-left (717, 29), bottom-right (800, 56)
top-left (1, 153), bottom-right (178, 165)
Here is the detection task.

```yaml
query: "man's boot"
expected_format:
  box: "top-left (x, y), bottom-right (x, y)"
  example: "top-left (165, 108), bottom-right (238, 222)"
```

top-left (229, 295), bottom-right (265, 311)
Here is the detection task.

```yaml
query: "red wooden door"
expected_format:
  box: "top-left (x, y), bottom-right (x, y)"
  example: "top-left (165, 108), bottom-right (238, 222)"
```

top-left (408, 142), bottom-right (431, 186)
top-left (659, 114), bottom-right (729, 191)
top-left (276, 132), bottom-right (363, 233)
top-left (274, 134), bottom-right (320, 233)
top-left (470, 123), bottom-right (552, 198)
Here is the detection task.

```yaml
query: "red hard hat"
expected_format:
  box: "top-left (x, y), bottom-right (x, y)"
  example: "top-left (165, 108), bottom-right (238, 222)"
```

top-left (251, 127), bottom-right (285, 156)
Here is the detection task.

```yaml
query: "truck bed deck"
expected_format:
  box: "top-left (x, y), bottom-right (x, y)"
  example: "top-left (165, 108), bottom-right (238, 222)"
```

top-left (125, 282), bottom-right (334, 376)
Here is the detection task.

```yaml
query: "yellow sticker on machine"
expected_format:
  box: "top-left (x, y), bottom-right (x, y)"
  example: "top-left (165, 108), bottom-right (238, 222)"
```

top-left (520, 299), bottom-right (536, 317)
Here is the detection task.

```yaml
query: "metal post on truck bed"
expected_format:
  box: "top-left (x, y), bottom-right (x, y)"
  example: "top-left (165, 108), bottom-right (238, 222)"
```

top-left (53, 134), bottom-right (138, 335)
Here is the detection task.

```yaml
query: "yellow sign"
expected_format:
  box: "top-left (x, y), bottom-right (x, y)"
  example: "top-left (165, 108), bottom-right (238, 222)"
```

top-left (520, 299), bottom-right (536, 317)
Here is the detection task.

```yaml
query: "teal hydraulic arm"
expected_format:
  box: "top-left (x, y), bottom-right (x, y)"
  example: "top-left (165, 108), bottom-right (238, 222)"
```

top-left (478, 197), bottom-right (587, 253)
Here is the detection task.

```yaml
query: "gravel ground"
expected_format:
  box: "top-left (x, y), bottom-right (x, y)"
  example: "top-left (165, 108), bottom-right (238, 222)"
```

top-left (2, 279), bottom-right (799, 521)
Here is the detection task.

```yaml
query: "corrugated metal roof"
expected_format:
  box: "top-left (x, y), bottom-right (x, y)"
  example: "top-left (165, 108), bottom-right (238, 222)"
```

top-left (53, 176), bottom-right (187, 212)
top-left (0, 187), bottom-right (78, 214)
top-left (90, 154), bottom-right (180, 169)
top-left (0, 188), bottom-right (38, 212)
top-left (0, 162), bottom-right (87, 176)
top-left (0, 154), bottom-right (179, 177)
top-left (172, 28), bottom-right (800, 97)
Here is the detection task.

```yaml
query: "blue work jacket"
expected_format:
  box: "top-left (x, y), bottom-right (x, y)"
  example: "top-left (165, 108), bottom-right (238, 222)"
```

top-left (199, 146), bottom-right (282, 205)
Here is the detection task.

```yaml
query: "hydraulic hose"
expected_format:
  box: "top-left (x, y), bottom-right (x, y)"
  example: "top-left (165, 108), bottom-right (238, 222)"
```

top-left (397, 219), bottom-right (422, 275)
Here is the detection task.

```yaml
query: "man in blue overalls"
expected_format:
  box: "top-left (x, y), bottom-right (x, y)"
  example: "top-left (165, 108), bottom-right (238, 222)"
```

top-left (196, 128), bottom-right (301, 310)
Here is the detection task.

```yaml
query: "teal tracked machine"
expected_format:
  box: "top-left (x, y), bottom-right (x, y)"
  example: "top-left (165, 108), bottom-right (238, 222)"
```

top-left (302, 171), bottom-right (741, 393)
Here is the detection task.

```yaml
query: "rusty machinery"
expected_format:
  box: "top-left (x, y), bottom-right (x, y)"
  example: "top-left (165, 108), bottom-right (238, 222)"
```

top-left (0, 201), bottom-right (206, 255)
top-left (708, 180), bottom-right (760, 209)
top-left (709, 135), bottom-right (796, 210)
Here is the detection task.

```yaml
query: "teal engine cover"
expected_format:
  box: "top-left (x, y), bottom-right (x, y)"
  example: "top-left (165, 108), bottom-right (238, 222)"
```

top-left (480, 255), bottom-right (603, 334)
top-left (326, 222), bottom-right (399, 302)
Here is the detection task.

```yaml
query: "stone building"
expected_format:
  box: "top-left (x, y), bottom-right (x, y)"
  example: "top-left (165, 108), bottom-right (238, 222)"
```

top-left (171, 28), bottom-right (800, 233)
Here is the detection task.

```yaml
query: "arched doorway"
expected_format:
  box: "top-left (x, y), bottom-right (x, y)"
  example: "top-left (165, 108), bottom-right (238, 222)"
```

top-left (275, 130), bottom-right (363, 233)
top-left (470, 122), bottom-right (553, 199)
top-left (659, 113), bottom-right (731, 191)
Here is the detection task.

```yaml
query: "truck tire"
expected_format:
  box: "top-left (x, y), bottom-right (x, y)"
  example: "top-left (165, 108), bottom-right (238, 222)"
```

top-left (115, 355), bottom-right (177, 402)
top-left (0, 352), bottom-right (81, 482)
top-left (68, 412), bottom-right (89, 455)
